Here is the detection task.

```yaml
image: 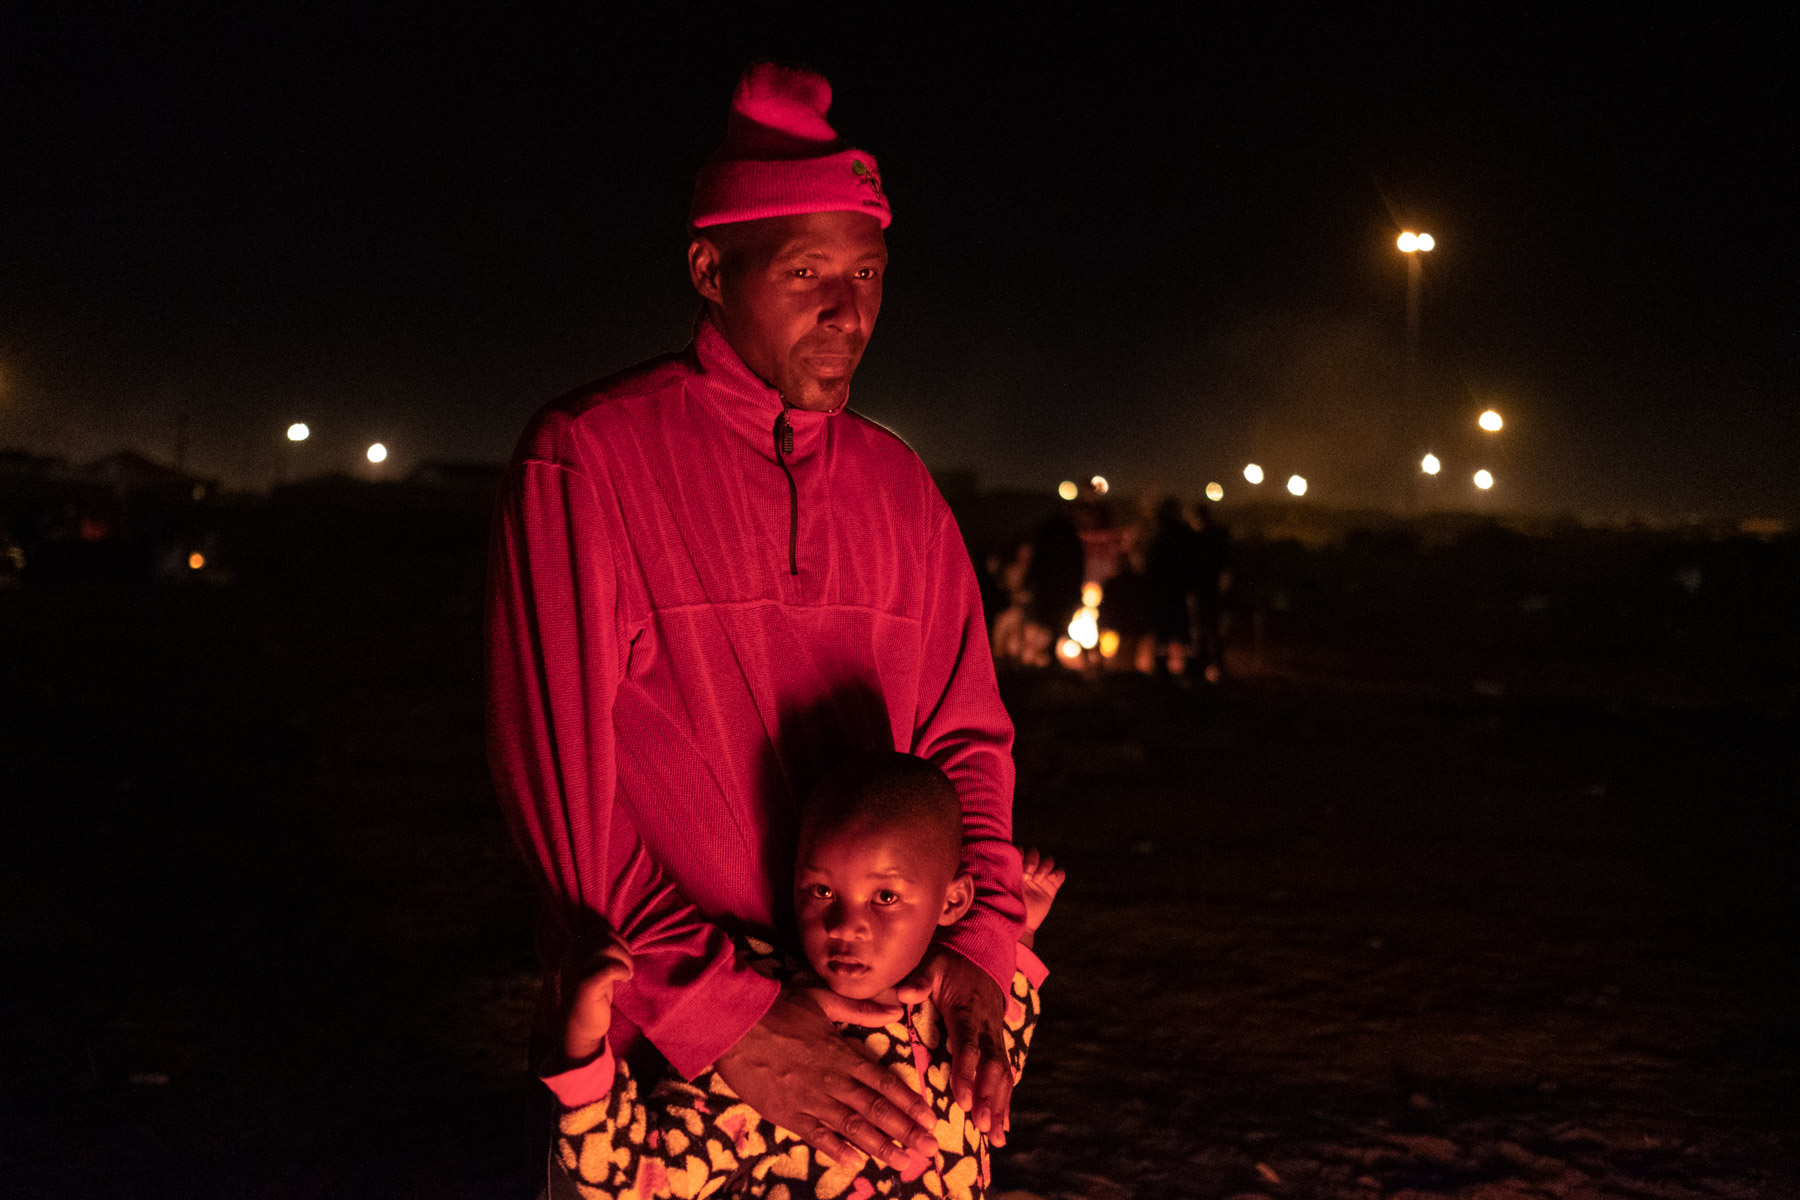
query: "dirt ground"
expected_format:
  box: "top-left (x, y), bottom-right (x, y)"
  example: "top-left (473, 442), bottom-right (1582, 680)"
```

top-left (1, 552), bottom-right (1795, 1198)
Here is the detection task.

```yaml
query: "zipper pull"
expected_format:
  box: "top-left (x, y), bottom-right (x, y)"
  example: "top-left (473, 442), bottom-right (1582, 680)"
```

top-left (773, 413), bottom-right (799, 577)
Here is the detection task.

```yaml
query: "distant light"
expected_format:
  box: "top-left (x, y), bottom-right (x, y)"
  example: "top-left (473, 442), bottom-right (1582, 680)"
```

top-left (1243, 463), bottom-right (1264, 485)
top-left (1081, 581), bottom-right (1103, 609)
top-left (1474, 469), bottom-right (1495, 490)
top-left (1068, 605), bottom-right (1100, 650)
top-left (1286, 474), bottom-right (1308, 497)
top-left (366, 442), bottom-right (388, 463)
top-left (1099, 629), bottom-right (1121, 659)
top-left (1397, 232), bottom-right (1419, 253)
top-left (1421, 453), bottom-right (1441, 475)
top-left (1416, 233), bottom-right (1435, 252)
top-left (1205, 482), bottom-right (1224, 502)
top-left (188, 552), bottom-right (205, 570)
top-left (1058, 480), bottom-right (1078, 501)
top-left (286, 423), bottom-right (310, 442)
top-left (1478, 409), bottom-right (1503, 432)
top-left (1090, 475), bottom-right (1109, 495)
top-left (1057, 637), bottom-right (1082, 661)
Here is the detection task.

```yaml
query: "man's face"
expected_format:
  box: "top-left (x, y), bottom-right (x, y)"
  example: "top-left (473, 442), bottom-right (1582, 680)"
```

top-left (794, 817), bottom-right (970, 1002)
top-left (689, 211), bottom-right (888, 413)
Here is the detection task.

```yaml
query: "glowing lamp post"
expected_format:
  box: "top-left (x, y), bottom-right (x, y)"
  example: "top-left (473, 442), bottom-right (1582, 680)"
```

top-left (366, 442), bottom-right (388, 464)
top-left (1397, 231), bottom-right (1435, 353)
top-left (1397, 230), bottom-right (1435, 510)
top-left (1421, 453), bottom-right (1441, 475)
top-left (1473, 469), bottom-right (1494, 491)
top-left (1205, 482), bottom-right (1224, 502)
top-left (279, 422), bottom-right (313, 486)
top-left (1243, 463), bottom-right (1264, 485)
top-left (1057, 480), bottom-right (1078, 501)
top-left (1090, 475), bottom-right (1109, 495)
top-left (1478, 409), bottom-right (1503, 432)
top-left (1286, 474), bottom-right (1308, 497)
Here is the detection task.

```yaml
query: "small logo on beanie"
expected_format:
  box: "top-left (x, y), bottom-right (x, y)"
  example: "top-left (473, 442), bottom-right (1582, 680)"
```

top-left (851, 159), bottom-right (885, 199)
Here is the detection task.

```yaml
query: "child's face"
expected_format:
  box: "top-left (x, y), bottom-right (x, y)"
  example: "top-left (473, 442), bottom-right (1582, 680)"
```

top-left (794, 818), bottom-right (972, 1001)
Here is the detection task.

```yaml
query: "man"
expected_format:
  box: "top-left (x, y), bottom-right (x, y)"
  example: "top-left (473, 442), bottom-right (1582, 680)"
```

top-left (485, 63), bottom-right (1025, 1186)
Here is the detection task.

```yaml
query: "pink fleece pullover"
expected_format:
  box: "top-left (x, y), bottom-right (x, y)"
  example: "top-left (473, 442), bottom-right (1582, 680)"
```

top-left (486, 319), bottom-right (1023, 1080)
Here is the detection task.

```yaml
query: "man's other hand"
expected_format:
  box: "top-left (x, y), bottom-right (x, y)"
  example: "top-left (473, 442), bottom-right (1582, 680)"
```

top-left (896, 946), bottom-right (1011, 1144)
top-left (714, 987), bottom-right (936, 1170)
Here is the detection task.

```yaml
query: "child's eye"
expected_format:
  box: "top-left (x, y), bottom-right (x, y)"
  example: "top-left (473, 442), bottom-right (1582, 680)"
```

top-left (873, 889), bottom-right (900, 906)
top-left (808, 883), bottom-right (833, 900)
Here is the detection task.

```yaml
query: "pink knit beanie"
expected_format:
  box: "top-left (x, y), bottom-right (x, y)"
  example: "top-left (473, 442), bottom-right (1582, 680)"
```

top-left (690, 63), bottom-right (891, 230)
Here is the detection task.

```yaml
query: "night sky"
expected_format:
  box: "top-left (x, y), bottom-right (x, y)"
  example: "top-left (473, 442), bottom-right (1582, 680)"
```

top-left (3, 7), bottom-right (1792, 518)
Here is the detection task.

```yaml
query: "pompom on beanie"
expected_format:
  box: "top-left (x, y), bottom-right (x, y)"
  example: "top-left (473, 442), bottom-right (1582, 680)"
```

top-left (690, 62), bottom-right (891, 230)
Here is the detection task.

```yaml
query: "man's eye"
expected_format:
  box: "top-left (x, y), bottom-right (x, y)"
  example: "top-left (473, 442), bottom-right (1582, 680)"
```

top-left (873, 889), bottom-right (900, 906)
top-left (790, 268), bottom-right (816, 279)
top-left (855, 268), bottom-right (878, 280)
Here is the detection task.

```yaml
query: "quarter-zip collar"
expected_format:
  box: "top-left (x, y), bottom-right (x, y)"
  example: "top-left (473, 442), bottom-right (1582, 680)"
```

top-left (691, 317), bottom-right (841, 578)
top-left (690, 317), bottom-right (839, 464)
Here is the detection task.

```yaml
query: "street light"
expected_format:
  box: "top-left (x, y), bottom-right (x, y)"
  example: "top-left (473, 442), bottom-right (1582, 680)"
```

top-left (1286, 474), bottom-right (1308, 497)
top-left (1057, 480), bottom-right (1078, 501)
top-left (286, 423), bottom-right (310, 442)
top-left (366, 442), bottom-right (388, 464)
top-left (1205, 482), bottom-right (1224, 502)
top-left (1478, 409), bottom-right (1503, 432)
top-left (1397, 231), bottom-right (1435, 510)
top-left (1473, 469), bottom-right (1494, 490)
top-left (1421, 453), bottom-right (1441, 475)
top-left (1090, 475), bottom-right (1109, 495)
top-left (1243, 463), bottom-right (1264, 485)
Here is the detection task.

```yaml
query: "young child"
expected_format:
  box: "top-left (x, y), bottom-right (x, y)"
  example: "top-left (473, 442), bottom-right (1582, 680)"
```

top-left (546, 752), bottom-right (1065, 1200)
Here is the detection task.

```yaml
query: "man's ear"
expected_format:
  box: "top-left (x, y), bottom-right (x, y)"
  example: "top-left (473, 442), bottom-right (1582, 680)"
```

top-left (938, 873), bottom-right (975, 927)
top-left (687, 236), bottom-right (726, 304)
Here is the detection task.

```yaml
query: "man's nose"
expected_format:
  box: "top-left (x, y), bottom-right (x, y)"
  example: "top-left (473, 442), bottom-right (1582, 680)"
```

top-left (817, 276), bottom-right (863, 333)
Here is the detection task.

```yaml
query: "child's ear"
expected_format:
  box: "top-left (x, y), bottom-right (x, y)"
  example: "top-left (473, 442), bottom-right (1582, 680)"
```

top-left (938, 873), bottom-right (975, 926)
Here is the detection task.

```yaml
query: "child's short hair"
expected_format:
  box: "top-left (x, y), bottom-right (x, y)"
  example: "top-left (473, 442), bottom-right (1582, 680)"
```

top-left (802, 752), bottom-right (963, 870)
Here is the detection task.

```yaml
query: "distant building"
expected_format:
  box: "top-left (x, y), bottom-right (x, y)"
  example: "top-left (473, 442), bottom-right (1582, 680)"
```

top-left (0, 449), bottom-right (70, 480)
top-left (406, 460), bottom-right (505, 496)
top-left (83, 449), bottom-right (219, 502)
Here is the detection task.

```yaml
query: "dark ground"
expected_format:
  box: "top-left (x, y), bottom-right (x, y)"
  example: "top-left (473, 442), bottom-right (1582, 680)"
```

top-left (1, 498), bottom-right (1795, 1198)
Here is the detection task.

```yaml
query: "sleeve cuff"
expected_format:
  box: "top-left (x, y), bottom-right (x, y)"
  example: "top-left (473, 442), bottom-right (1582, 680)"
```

top-left (938, 915), bottom-right (1023, 998)
top-left (540, 1044), bottom-right (617, 1109)
top-left (1014, 942), bottom-right (1049, 989)
top-left (626, 960), bottom-right (783, 1081)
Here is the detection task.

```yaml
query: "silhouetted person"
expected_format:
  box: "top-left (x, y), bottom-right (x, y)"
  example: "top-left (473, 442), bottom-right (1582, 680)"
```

top-left (1144, 497), bottom-right (1201, 675)
top-left (1099, 552), bottom-right (1150, 665)
top-left (1192, 503), bottom-right (1232, 681)
top-left (1024, 509), bottom-right (1085, 647)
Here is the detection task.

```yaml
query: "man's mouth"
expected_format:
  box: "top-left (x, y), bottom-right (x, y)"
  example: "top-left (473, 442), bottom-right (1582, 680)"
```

top-left (803, 354), bottom-right (854, 376)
